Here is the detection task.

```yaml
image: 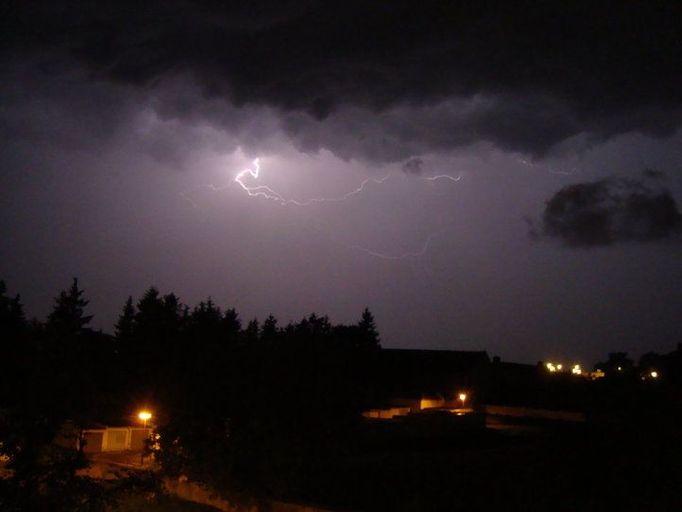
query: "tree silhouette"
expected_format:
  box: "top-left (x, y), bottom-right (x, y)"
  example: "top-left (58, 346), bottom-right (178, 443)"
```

top-left (309, 313), bottom-right (331, 338)
top-left (188, 298), bottom-right (223, 346)
top-left (222, 307), bottom-right (241, 343)
top-left (114, 296), bottom-right (135, 344)
top-left (0, 281), bottom-right (29, 407)
top-left (595, 352), bottom-right (635, 375)
top-left (245, 318), bottom-right (259, 343)
top-left (358, 307), bottom-right (380, 349)
top-left (0, 279), bottom-right (397, 507)
top-left (133, 288), bottom-right (183, 347)
top-left (135, 287), bottom-right (163, 332)
top-left (261, 315), bottom-right (279, 342)
top-left (46, 278), bottom-right (93, 337)
top-left (161, 293), bottom-right (182, 335)
top-left (0, 280), bottom-right (27, 338)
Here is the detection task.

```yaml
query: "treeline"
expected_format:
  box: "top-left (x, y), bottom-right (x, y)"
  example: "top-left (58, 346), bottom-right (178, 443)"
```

top-left (0, 278), bottom-right (382, 508)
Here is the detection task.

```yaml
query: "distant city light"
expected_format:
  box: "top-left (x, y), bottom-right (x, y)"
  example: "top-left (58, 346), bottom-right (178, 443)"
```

top-left (545, 362), bottom-right (566, 373)
top-left (547, 361), bottom-right (588, 376)
top-left (617, 366), bottom-right (622, 371)
top-left (650, 371), bottom-right (659, 379)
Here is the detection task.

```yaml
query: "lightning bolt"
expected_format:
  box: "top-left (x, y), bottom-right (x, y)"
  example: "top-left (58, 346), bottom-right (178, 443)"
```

top-left (183, 157), bottom-right (460, 260)
top-left (234, 158), bottom-right (394, 206)
top-left (548, 167), bottom-right (578, 176)
top-left (334, 232), bottom-right (439, 260)
top-left (234, 158), bottom-right (461, 203)
top-left (423, 173), bottom-right (462, 182)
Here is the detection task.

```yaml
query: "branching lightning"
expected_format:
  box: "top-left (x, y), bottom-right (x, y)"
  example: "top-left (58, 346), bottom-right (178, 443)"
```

top-left (182, 157), bottom-right (461, 260)
top-left (234, 158), bottom-right (393, 206)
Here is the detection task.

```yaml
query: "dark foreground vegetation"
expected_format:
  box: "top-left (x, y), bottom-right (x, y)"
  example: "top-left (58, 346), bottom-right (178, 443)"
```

top-left (1, 278), bottom-right (681, 511)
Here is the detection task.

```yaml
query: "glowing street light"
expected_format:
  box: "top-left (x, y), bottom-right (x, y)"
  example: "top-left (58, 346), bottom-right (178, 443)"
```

top-left (138, 410), bottom-right (152, 428)
top-left (458, 393), bottom-right (467, 408)
top-left (571, 364), bottom-right (582, 375)
top-left (650, 371), bottom-right (659, 379)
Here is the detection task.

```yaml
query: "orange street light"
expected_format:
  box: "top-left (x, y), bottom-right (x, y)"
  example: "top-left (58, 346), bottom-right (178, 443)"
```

top-left (458, 393), bottom-right (467, 407)
top-left (138, 410), bottom-right (152, 428)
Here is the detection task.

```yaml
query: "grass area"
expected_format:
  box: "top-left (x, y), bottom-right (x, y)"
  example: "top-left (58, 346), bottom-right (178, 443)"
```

top-left (248, 418), bottom-right (681, 511)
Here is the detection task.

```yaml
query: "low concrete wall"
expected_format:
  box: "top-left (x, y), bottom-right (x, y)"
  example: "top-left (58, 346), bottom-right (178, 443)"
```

top-left (130, 428), bottom-right (149, 450)
top-left (485, 404), bottom-right (585, 422)
top-left (81, 427), bottom-right (152, 452)
top-left (362, 407), bottom-right (411, 419)
top-left (82, 430), bottom-right (104, 453)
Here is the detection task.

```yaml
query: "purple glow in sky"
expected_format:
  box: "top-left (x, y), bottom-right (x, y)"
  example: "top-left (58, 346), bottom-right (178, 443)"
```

top-left (1, 1), bottom-right (681, 365)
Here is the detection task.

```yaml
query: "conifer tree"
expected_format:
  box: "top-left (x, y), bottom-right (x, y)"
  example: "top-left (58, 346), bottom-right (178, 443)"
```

top-left (0, 280), bottom-right (26, 337)
top-left (223, 308), bottom-right (241, 342)
top-left (114, 296), bottom-right (135, 342)
top-left (189, 298), bottom-right (223, 344)
top-left (46, 278), bottom-right (93, 337)
top-left (245, 318), bottom-right (260, 343)
top-left (358, 307), bottom-right (380, 349)
top-left (261, 315), bottom-right (278, 342)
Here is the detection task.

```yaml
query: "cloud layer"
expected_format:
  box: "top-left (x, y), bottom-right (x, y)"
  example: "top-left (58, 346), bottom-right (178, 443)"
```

top-left (2, 1), bottom-right (681, 161)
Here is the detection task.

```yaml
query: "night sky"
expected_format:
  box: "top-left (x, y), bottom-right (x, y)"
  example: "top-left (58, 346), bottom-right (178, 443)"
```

top-left (1, 1), bottom-right (681, 365)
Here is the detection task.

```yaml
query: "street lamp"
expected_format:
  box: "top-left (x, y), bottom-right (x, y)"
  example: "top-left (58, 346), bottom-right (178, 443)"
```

top-left (138, 410), bottom-right (152, 428)
top-left (458, 393), bottom-right (467, 408)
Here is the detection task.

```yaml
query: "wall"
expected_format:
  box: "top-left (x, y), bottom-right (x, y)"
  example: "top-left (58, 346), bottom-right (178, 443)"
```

top-left (82, 430), bottom-right (104, 453)
top-left (81, 426), bottom-right (152, 452)
top-left (485, 404), bottom-right (585, 422)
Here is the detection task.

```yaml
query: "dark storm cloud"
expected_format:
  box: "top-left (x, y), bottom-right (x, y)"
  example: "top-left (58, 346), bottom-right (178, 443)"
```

top-left (2, 1), bottom-right (681, 159)
top-left (280, 93), bottom-right (587, 161)
top-left (540, 173), bottom-right (682, 247)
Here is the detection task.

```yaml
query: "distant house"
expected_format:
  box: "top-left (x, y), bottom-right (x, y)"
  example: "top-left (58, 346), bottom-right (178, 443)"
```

top-left (56, 422), bottom-right (152, 453)
top-left (81, 425), bottom-right (152, 453)
top-left (488, 359), bottom-right (539, 406)
top-left (54, 421), bottom-right (152, 453)
top-left (369, 349), bottom-right (491, 414)
top-left (486, 358), bottom-right (589, 425)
